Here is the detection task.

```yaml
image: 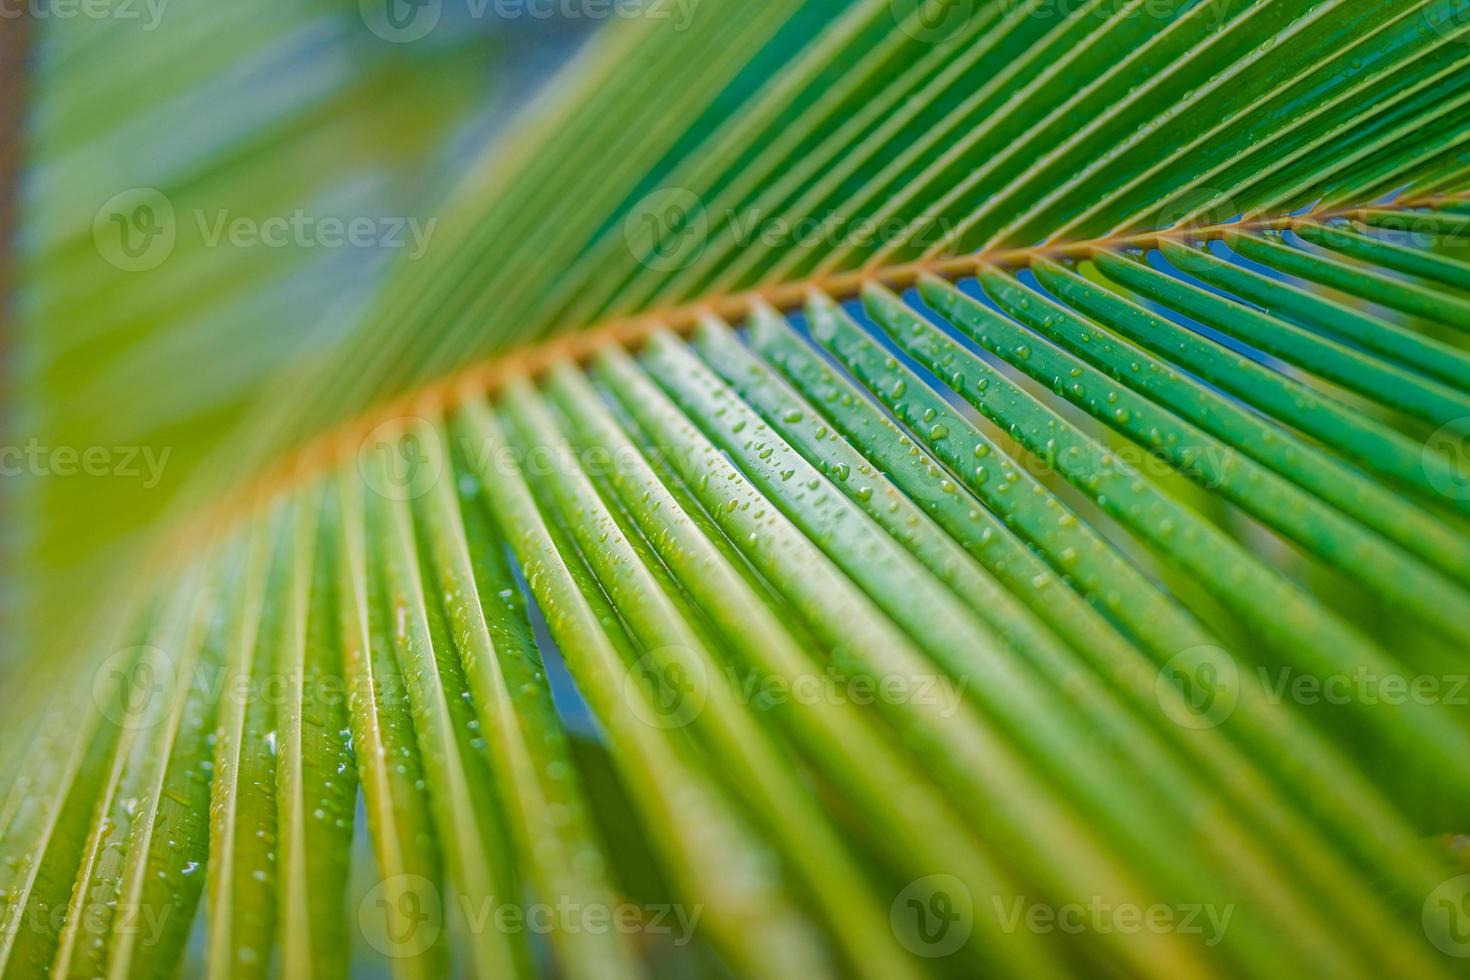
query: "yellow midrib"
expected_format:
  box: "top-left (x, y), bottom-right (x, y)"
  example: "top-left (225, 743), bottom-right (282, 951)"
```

top-left (170, 193), bottom-right (1466, 551)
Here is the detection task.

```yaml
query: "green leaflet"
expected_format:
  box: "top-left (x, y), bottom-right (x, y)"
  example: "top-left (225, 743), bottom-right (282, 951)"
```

top-left (456, 396), bottom-right (840, 980)
top-left (690, 313), bottom-right (1364, 978)
top-left (1061, 249), bottom-right (1470, 510)
top-left (1047, 1), bottom-right (1470, 238)
top-left (274, 487), bottom-right (356, 980)
top-left (1293, 218), bottom-right (1470, 292)
top-left (1226, 228), bottom-right (1470, 336)
top-left (550, 356), bottom-right (1046, 977)
top-left (859, 281), bottom-right (1470, 801)
top-left (622, 336), bottom-right (1225, 979)
top-left (420, 423), bottom-right (645, 980)
top-left (204, 516), bottom-right (278, 980)
top-left (525, 368), bottom-right (919, 980)
top-left (941, 267), bottom-right (1470, 640)
top-left (1155, 235), bottom-right (1470, 393)
top-left (335, 474), bottom-right (449, 979)
top-left (1099, 239), bottom-right (1470, 426)
top-left (804, 288), bottom-right (1454, 911)
top-left (363, 441), bottom-right (533, 980)
top-left (744, 301), bottom-right (1444, 977)
top-left (50, 562), bottom-right (220, 980)
top-left (1020, 255), bottom-right (1470, 582)
top-left (101, 575), bottom-right (220, 980)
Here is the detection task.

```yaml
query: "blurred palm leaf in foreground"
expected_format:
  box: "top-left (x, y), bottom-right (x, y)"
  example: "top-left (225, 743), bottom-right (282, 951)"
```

top-left (5, 0), bottom-right (1470, 976)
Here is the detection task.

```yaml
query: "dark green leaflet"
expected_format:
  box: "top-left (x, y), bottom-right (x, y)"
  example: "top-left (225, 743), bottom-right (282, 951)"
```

top-left (552, 356), bottom-right (1058, 977)
top-left (690, 313), bottom-right (1369, 978)
top-left (935, 268), bottom-right (1470, 639)
top-left (500, 375), bottom-right (910, 980)
top-left (364, 444), bottom-right (533, 980)
top-left (1011, 255), bottom-right (1470, 583)
top-left (1050, 250), bottom-right (1470, 511)
top-left (630, 331), bottom-right (1238, 980)
top-left (1100, 241), bottom-right (1470, 427)
top-left (1154, 235), bottom-right (1470, 393)
top-left (335, 474), bottom-right (449, 979)
top-left (594, 344), bottom-right (1108, 978)
top-left (858, 282), bottom-right (1470, 800)
top-left (1226, 227), bottom-right (1470, 333)
top-left (744, 300), bottom-right (1443, 977)
top-left (205, 514), bottom-right (281, 980)
top-left (1293, 218), bottom-right (1470, 292)
top-left (422, 435), bottom-right (646, 980)
top-left (802, 288), bottom-right (1455, 916)
top-left (457, 396), bottom-right (841, 980)
top-left (47, 577), bottom-right (206, 980)
top-left (1360, 205), bottom-right (1470, 236)
top-left (271, 488), bottom-right (357, 980)
top-left (104, 566), bottom-right (224, 980)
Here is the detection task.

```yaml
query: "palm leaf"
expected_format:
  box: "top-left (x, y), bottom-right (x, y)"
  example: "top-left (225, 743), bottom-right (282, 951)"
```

top-left (6, 0), bottom-right (1470, 976)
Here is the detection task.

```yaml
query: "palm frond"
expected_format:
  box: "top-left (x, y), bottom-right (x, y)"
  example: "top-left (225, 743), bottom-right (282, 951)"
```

top-left (7, 0), bottom-right (1470, 976)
